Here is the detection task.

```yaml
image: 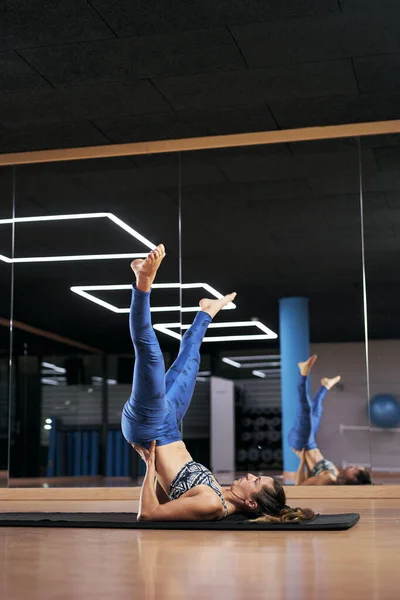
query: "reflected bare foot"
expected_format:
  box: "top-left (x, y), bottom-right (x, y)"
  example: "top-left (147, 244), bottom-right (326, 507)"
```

top-left (321, 375), bottom-right (341, 390)
top-left (298, 355), bottom-right (317, 376)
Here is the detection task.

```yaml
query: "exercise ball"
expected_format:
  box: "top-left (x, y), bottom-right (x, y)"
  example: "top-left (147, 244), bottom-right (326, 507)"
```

top-left (369, 394), bottom-right (400, 428)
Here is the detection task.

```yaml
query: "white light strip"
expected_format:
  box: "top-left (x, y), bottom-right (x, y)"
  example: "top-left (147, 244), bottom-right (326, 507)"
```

top-left (12, 253), bottom-right (147, 263)
top-left (108, 305), bottom-right (192, 314)
top-left (41, 361), bottom-right (66, 374)
top-left (71, 289), bottom-right (121, 313)
top-left (154, 321), bottom-right (278, 342)
top-left (228, 354), bottom-right (281, 361)
top-left (71, 282), bottom-right (237, 314)
top-left (222, 357), bottom-right (242, 368)
top-left (222, 355), bottom-right (281, 369)
top-left (0, 212), bottom-right (110, 224)
top-left (253, 370), bottom-right (267, 379)
top-left (204, 335), bottom-right (275, 342)
top-left (73, 284), bottom-right (131, 291)
top-left (234, 361), bottom-right (280, 368)
top-left (41, 378), bottom-right (59, 386)
top-left (0, 212), bottom-right (156, 263)
top-left (251, 369), bottom-right (281, 375)
top-left (154, 326), bottom-right (182, 341)
top-left (106, 214), bottom-right (156, 250)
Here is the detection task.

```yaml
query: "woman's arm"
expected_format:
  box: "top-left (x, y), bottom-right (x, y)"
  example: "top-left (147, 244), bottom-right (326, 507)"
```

top-left (295, 449), bottom-right (307, 485)
top-left (137, 441), bottom-right (159, 519)
top-left (138, 493), bottom-right (222, 522)
top-left (301, 471), bottom-right (336, 486)
top-left (291, 447), bottom-right (314, 474)
top-left (137, 441), bottom-right (221, 522)
top-left (132, 443), bottom-right (170, 504)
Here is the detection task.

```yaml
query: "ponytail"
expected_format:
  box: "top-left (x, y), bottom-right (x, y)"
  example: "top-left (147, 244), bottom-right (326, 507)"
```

top-left (250, 506), bottom-right (315, 523)
top-left (251, 479), bottom-right (315, 523)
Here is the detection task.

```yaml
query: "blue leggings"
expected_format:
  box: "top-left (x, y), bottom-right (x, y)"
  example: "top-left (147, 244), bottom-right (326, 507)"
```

top-left (121, 285), bottom-right (212, 448)
top-left (287, 375), bottom-right (328, 451)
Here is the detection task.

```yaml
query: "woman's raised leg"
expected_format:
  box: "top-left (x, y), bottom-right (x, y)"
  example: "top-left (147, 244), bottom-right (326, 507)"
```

top-left (121, 246), bottom-right (169, 441)
top-left (288, 355), bottom-right (318, 451)
top-left (166, 293), bottom-right (236, 425)
top-left (312, 375), bottom-right (341, 435)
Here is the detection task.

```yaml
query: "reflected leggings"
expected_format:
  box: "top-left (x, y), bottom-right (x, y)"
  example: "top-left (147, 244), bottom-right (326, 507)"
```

top-left (121, 285), bottom-right (212, 448)
top-left (287, 375), bottom-right (328, 451)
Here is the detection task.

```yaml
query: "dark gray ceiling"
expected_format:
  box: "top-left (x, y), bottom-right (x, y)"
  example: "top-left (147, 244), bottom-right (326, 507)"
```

top-left (0, 2), bottom-right (399, 356)
top-left (0, 1), bottom-right (400, 152)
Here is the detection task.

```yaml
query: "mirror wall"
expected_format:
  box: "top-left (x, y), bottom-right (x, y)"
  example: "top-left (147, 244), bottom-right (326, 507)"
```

top-left (362, 134), bottom-right (400, 483)
top-left (0, 167), bottom-right (13, 487)
top-left (180, 138), bottom-right (372, 485)
top-left (8, 154), bottom-right (179, 485)
top-left (6, 128), bottom-right (399, 488)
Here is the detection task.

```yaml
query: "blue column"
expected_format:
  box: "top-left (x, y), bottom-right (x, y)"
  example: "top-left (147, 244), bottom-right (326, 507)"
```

top-left (279, 297), bottom-right (310, 474)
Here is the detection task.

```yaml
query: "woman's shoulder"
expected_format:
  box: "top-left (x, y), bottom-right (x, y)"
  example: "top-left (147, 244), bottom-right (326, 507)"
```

top-left (179, 485), bottom-right (226, 515)
top-left (181, 483), bottom-right (223, 500)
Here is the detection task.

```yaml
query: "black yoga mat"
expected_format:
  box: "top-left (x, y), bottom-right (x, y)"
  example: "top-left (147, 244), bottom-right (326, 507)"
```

top-left (0, 512), bottom-right (360, 530)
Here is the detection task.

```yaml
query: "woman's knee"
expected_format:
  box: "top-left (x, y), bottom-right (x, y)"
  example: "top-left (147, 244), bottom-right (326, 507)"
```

top-left (133, 338), bottom-right (163, 362)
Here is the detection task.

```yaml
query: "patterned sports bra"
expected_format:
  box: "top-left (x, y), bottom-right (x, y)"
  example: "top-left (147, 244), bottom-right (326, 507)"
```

top-left (169, 461), bottom-right (228, 518)
top-left (311, 458), bottom-right (337, 477)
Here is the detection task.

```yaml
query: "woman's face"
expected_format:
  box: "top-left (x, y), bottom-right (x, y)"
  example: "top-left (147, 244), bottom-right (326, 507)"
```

top-left (231, 473), bottom-right (274, 500)
top-left (342, 465), bottom-right (365, 480)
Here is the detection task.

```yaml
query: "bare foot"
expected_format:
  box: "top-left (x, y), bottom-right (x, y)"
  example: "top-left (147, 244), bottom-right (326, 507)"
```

top-left (321, 375), bottom-right (341, 390)
top-left (199, 293), bottom-right (237, 319)
top-left (298, 355), bottom-right (317, 376)
top-left (130, 244), bottom-right (166, 292)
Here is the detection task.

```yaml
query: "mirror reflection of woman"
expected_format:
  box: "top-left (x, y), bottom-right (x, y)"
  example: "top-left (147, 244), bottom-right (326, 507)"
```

top-left (121, 245), bottom-right (314, 523)
top-left (290, 355), bottom-right (371, 486)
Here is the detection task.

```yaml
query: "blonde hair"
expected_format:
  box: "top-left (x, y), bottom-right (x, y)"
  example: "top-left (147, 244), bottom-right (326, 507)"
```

top-left (249, 478), bottom-right (315, 523)
top-left (250, 506), bottom-right (315, 523)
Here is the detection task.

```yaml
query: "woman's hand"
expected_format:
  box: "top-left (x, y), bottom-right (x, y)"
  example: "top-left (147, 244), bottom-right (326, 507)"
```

top-left (132, 443), bottom-right (149, 462)
top-left (146, 440), bottom-right (156, 471)
top-left (133, 441), bottom-right (156, 470)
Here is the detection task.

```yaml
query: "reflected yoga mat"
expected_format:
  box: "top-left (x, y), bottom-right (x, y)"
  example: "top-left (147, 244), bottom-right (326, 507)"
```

top-left (0, 512), bottom-right (360, 530)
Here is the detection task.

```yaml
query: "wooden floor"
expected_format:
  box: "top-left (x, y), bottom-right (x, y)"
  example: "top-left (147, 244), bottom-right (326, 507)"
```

top-left (0, 499), bottom-right (399, 599)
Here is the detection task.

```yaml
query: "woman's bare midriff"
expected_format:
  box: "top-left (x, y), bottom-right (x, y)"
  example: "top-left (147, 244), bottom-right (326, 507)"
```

top-left (155, 441), bottom-right (194, 493)
top-left (293, 448), bottom-right (339, 477)
top-left (304, 448), bottom-right (324, 469)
